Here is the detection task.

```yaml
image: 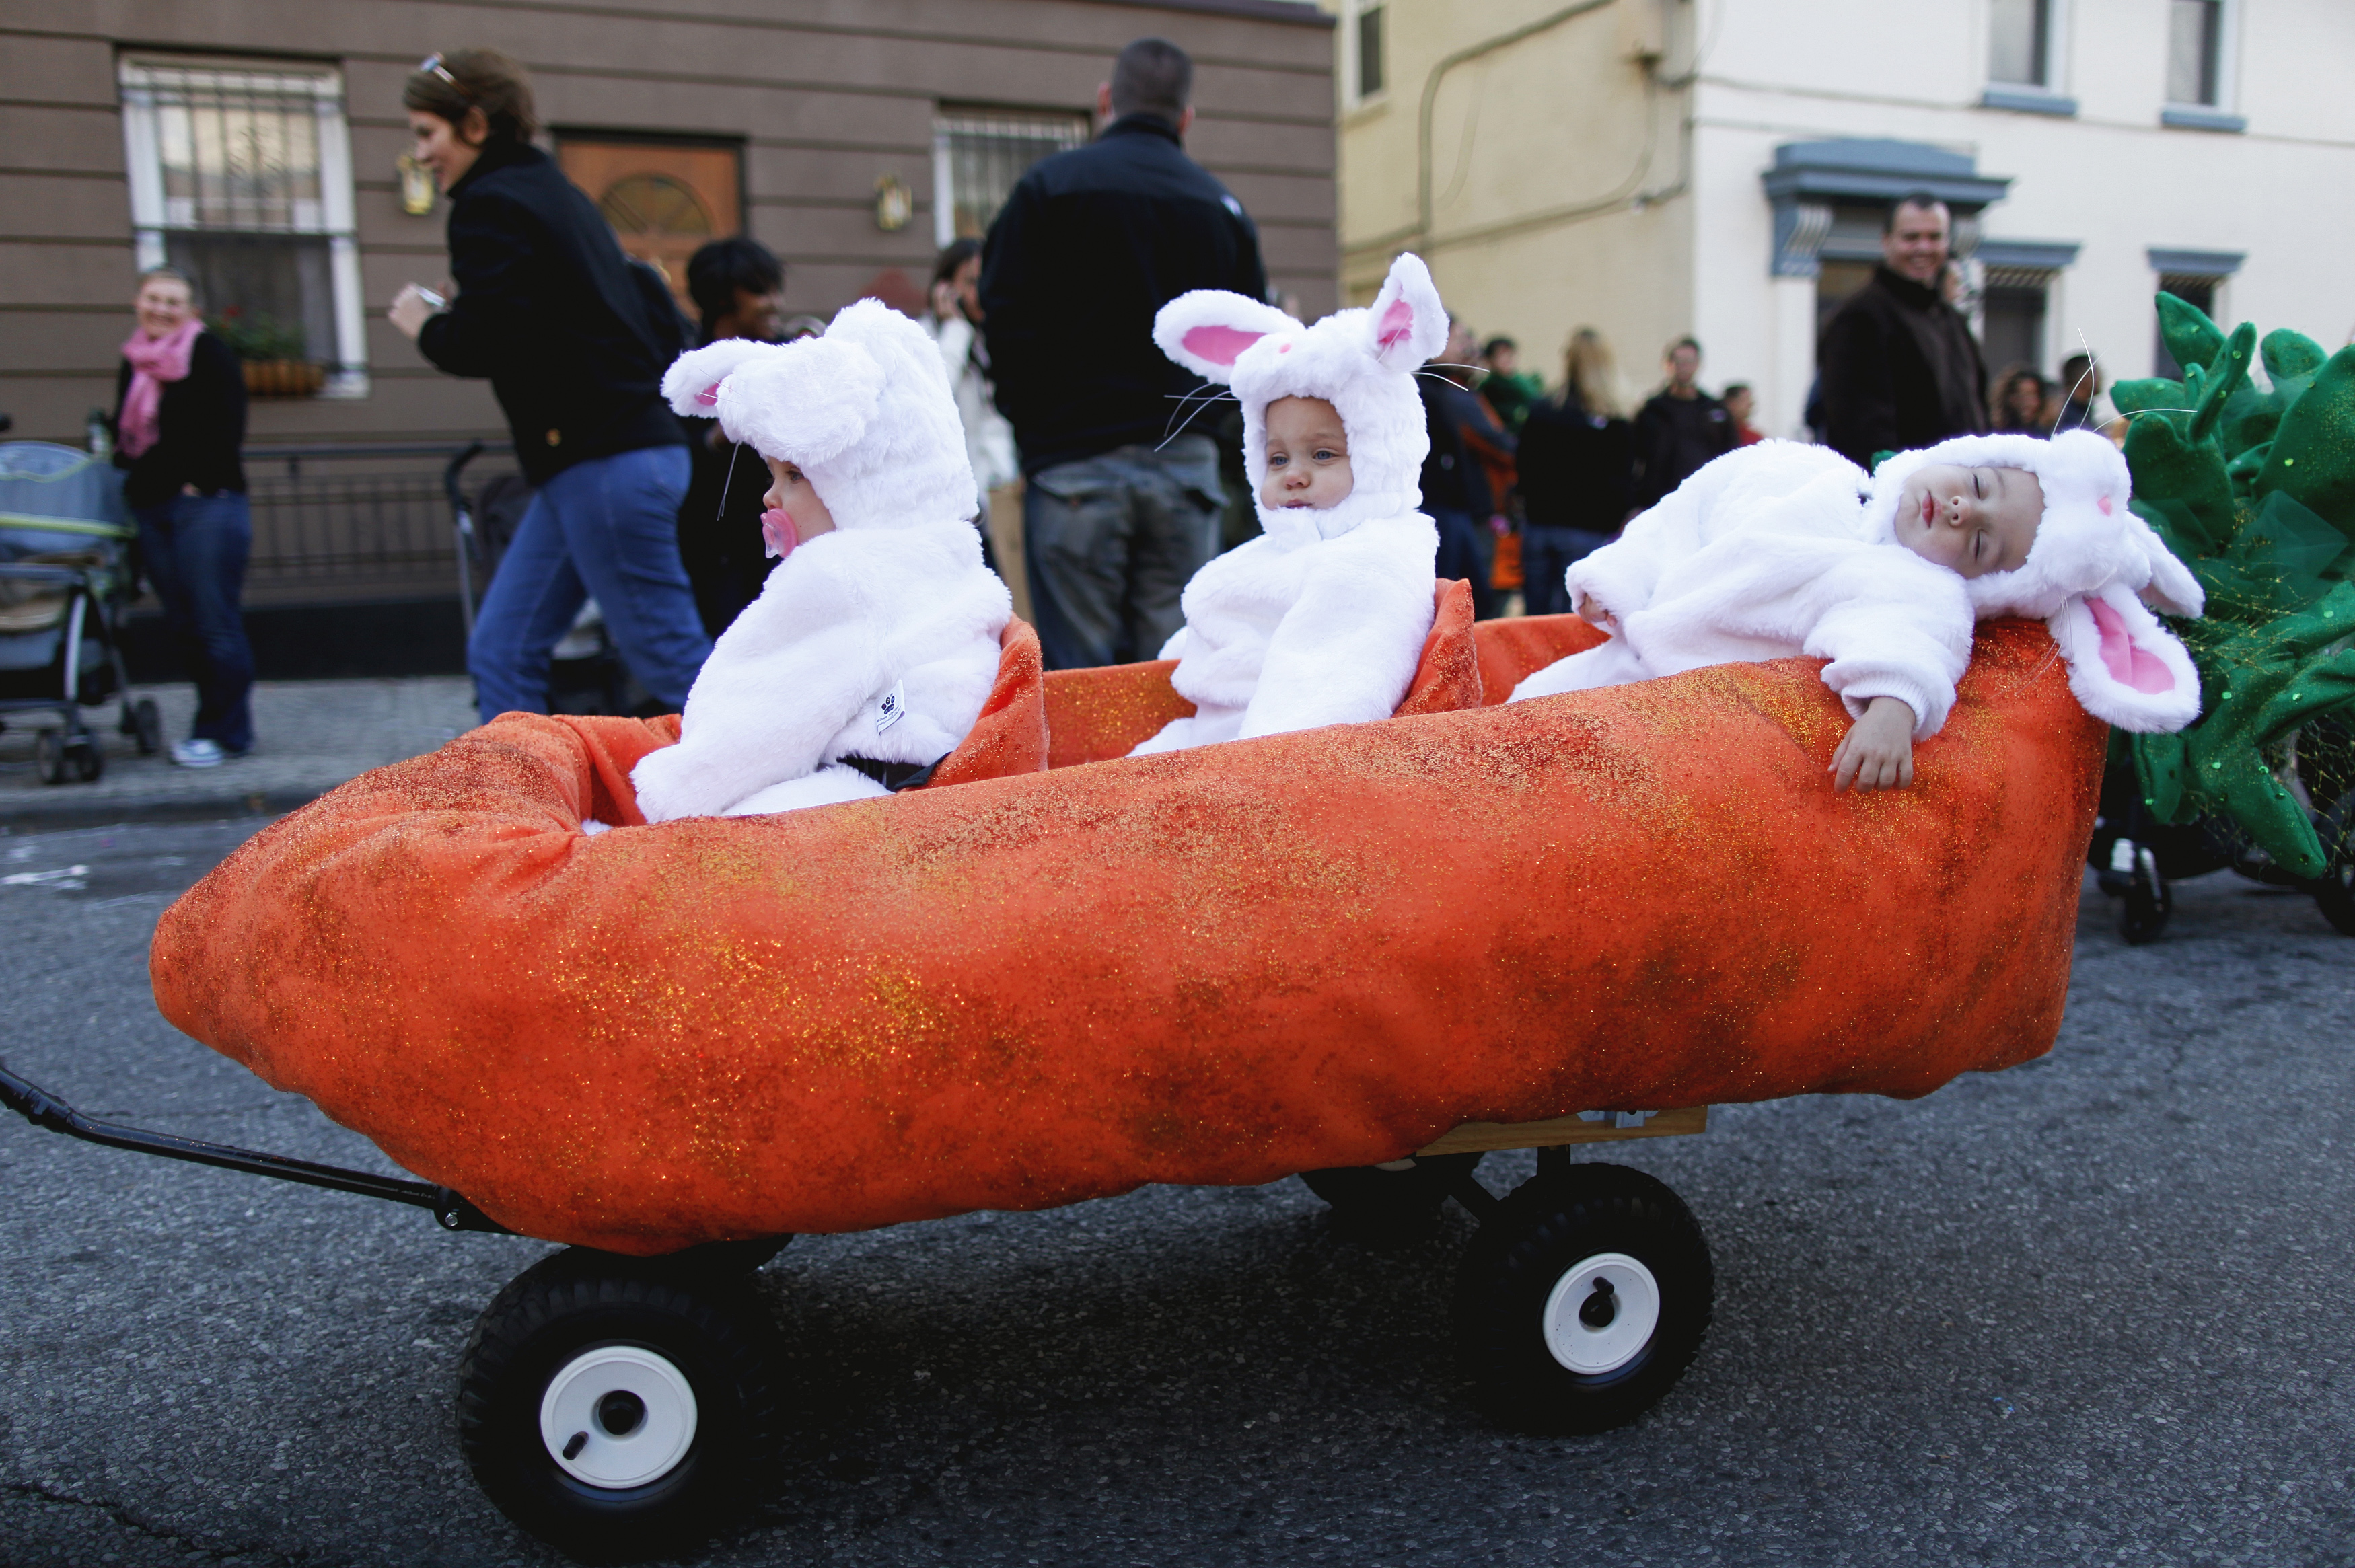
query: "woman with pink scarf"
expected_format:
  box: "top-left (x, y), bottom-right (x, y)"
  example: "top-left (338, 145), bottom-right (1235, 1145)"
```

top-left (112, 267), bottom-right (253, 767)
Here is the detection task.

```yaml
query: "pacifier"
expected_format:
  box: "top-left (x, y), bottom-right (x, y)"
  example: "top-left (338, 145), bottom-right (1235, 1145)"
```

top-left (760, 509), bottom-right (799, 560)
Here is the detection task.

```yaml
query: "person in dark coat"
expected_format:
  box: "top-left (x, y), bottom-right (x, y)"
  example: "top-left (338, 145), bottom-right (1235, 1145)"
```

top-left (980, 37), bottom-right (1267, 669)
top-left (1630, 336), bottom-right (1736, 511)
top-left (676, 235), bottom-right (785, 638)
top-left (390, 49), bottom-right (704, 722)
top-left (113, 266), bottom-right (253, 766)
top-left (1816, 193), bottom-right (1990, 471)
top-left (1514, 328), bottom-right (1634, 618)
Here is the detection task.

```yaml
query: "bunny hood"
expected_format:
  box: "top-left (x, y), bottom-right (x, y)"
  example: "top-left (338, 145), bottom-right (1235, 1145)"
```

top-left (1153, 252), bottom-right (1447, 546)
top-left (659, 298), bottom-right (978, 533)
top-left (1864, 429), bottom-right (2205, 732)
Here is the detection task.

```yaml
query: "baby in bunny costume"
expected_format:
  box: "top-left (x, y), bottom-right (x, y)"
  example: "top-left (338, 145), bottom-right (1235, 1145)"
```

top-left (1509, 428), bottom-right (2205, 789)
top-left (628, 299), bottom-right (1011, 821)
top-left (1129, 252), bottom-right (1449, 755)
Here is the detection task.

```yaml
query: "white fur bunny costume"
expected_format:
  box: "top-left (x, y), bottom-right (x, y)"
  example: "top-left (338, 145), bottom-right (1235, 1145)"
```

top-left (1129, 253), bottom-right (1447, 755)
top-left (629, 299), bottom-right (1011, 821)
top-left (1509, 428), bottom-right (2204, 734)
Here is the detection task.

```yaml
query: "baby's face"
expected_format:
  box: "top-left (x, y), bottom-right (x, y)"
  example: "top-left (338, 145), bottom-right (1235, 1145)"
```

top-left (1893, 462), bottom-right (2043, 578)
top-left (762, 456), bottom-right (837, 558)
top-left (1260, 396), bottom-right (1354, 511)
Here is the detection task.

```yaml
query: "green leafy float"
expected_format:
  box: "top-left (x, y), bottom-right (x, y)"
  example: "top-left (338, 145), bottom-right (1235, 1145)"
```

top-left (2114, 293), bottom-right (2355, 879)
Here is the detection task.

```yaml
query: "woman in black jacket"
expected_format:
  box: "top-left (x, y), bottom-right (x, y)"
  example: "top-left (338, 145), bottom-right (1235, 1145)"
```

top-left (113, 266), bottom-right (254, 766)
top-left (390, 49), bottom-right (703, 722)
top-left (1513, 328), bottom-right (1635, 618)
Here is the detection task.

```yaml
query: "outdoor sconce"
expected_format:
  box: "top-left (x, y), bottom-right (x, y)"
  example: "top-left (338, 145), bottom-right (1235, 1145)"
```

top-left (398, 155), bottom-right (436, 216)
top-left (873, 173), bottom-right (912, 232)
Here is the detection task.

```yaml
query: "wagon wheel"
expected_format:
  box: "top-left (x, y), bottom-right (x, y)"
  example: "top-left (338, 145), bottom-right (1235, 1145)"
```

top-left (2118, 842), bottom-right (2171, 945)
top-left (1454, 1162), bottom-right (1712, 1435)
top-left (456, 1248), bottom-right (782, 1562)
top-left (1299, 1152), bottom-right (1484, 1234)
top-left (32, 729), bottom-right (67, 786)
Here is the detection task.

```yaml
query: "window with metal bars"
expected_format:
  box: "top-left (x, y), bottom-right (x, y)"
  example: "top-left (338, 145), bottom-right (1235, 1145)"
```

top-left (929, 110), bottom-right (1090, 250)
top-left (118, 57), bottom-right (367, 396)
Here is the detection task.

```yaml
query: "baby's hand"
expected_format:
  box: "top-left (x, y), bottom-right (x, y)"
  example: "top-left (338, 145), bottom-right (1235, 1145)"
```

top-left (1830, 696), bottom-right (1917, 792)
top-left (1574, 591), bottom-right (1618, 632)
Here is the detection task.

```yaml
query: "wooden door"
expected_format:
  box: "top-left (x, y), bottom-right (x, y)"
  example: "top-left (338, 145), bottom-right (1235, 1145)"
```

top-left (556, 139), bottom-right (742, 310)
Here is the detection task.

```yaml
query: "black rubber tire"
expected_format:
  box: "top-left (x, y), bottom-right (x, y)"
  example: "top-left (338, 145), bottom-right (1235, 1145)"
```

top-left (129, 698), bottom-right (163, 757)
top-left (69, 736), bottom-right (103, 783)
top-left (1455, 1162), bottom-right (1713, 1435)
top-left (2310, 858), bottom-right (2355, 937)
top-left (2118, 844), bottom-right (2171, 945)
top-left (456, 1248), bottom-right (781, 1563)
top-left (32, 729), bottom-right (66, 786)
top-left (1300, 1152), bottom-right (1484, 1226)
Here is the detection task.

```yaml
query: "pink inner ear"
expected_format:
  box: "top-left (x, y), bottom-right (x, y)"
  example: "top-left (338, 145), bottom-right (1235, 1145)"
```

top-left (2087, 597), bottom-right (2176, 694)
top-left (1181, 325), bottom-right (1266, 367)
top-left (696, 381), bottom-right (722, 406)
top-left (1375, 296), bottom-right (1416, 353)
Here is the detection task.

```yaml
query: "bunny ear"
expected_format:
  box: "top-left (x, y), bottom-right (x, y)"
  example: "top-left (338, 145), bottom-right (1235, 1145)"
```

top-left (713, 336), bottom-right (885, 465)
top-left (1153, 289), bottom-right (1296, 383)
top-left (1365, 252), bottom-right (1448, 373)
top-left (2124, 509), bottom-right (2206, 616)
top-left (661, 338), bottom-right (785, 418)
top-left (2049, 584), bottom-right (2203, 732)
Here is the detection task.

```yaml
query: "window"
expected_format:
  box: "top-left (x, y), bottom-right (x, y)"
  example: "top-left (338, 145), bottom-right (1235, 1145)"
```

top-left (1988, 0), bottom-right (2052, 86)
top-left (1357, 4), bottom-right (1387, 100)
top-left (118, 57), bottom-right (366, 396)
top-left (2167, 0), bottom-right (2222, 105)
top-left (1981, 270), bottom-right (2052, 379)
top-left (930, 110), bottom-right (1089, 249)
top-left (2153, 276), bottom-right (2220, 379)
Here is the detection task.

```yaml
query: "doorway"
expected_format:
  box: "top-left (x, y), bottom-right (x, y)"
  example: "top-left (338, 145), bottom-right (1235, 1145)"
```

top-left (556, 137), bottom-right (744, 310)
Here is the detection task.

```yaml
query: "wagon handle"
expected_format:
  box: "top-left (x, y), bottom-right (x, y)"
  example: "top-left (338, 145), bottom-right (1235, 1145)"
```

top-left (0, 1057), bottom-right (510, 1235)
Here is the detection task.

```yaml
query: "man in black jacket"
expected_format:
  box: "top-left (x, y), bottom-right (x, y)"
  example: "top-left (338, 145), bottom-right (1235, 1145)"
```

top-left (1630, 337), bottom-right (1735, 511)
top-left (1817, 193), bottom-right (1989, 471)
top-left (391, 49), bottom-right (704, 722)
top-left (980, 38), bottom-right (1268, 669)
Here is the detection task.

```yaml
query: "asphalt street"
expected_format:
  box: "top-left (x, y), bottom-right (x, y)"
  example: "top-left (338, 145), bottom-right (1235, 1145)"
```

top-left (0, 816), bottom-right (2349, 1568)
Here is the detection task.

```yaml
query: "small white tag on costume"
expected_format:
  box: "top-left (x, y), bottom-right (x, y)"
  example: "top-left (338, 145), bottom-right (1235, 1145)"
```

top-left (875, 680), bottom-right (907, 735)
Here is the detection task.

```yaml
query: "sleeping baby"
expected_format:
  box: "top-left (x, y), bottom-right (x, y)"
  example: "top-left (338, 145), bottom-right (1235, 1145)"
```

top-left (1509, 429), bottom-right (2206, 787)
top-left (628, 299), bottom-right (1011, 821)
top-left (1129, 252), bottom-right (1449, 755)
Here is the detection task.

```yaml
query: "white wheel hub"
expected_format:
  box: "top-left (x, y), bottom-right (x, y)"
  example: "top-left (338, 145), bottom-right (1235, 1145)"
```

top-left (540, 1344), bottom-right (698, 1489)
top-left (1542, 1251), bottom-right (1660, 1375)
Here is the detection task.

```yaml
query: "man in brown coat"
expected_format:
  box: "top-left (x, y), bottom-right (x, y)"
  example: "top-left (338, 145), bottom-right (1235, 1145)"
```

top-left (1817, 192), bottom-right (1988, 470)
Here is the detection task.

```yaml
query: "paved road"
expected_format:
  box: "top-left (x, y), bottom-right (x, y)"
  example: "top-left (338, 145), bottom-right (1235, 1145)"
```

top-left (1, 817), bottom-right (2349, 1568)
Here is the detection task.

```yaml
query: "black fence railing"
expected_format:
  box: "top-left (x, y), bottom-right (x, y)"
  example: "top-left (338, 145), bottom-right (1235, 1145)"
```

top-left (242, 441), bottom-right (519, 597)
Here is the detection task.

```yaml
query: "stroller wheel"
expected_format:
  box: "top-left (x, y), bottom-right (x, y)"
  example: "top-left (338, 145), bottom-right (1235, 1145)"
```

top-left (128, 698), bottom-right (162, 757)
top-left (456, 1248), bottom-right (781, 1563)
top-left (2119, 844), bottom-right (2171, 945)
top-left (1454, 1162), bottom-right (1713, 1435)
top-left (69, 735), bottom-right (104, 783)
top-left (32, 728), bottom-right (67, 786)
top-left (2310, 858), bottom-right (2355, 938)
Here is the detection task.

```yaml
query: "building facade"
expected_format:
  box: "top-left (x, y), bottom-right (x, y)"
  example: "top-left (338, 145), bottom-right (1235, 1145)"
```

top-left (1330, 0), bottom-right (2354, 437)
top-left (1, 0), bottom-right (1336, 612)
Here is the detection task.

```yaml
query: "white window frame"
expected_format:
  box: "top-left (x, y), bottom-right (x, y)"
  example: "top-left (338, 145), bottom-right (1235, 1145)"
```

top-left (2163, 0), bottom-right (2240, 114)
top-left (929, 110), bottom-right (1089, 251)
top-left (1342, 0), bottom-right (1389, 110)
top-left (118, 55), bottom-right (369, 398)
top-left (1983, 0), bottom-right (2076, 110)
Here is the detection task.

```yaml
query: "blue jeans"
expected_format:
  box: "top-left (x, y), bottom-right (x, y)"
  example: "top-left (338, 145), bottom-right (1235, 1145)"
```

top-left (1023, 436), bottom-right (1223, 669)
top-left (1519, 525), bottom-right (1614, 618)
top-left (1428, 509), bottom-right (1500, 620)
top-left (133, 492), bottom-right (254, 753)
top-left (468, 445), bottom-right (705, 722)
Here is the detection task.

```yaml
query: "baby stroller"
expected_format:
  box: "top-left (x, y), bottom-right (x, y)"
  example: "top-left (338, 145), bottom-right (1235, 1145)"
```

top-left (0, 442), bottom-right (161, 784)
top-left (445, 443), bottom-right (637, 716)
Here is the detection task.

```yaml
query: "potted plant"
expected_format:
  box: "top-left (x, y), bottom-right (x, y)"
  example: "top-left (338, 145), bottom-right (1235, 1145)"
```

top-left (213, 307), bottom-right (324, 398)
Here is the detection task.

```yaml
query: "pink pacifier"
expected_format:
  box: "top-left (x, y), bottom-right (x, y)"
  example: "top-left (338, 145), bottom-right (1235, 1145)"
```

top-left (760, 509), bottom-right (799, 560)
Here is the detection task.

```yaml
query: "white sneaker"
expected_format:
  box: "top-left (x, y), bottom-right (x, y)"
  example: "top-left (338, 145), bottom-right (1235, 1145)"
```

top-left (171, 738), bottom-right (225, 768)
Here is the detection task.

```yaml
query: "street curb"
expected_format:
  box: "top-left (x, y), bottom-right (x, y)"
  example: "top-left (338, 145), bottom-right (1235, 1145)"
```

top-left (0, 786), bottom-right (325, 831)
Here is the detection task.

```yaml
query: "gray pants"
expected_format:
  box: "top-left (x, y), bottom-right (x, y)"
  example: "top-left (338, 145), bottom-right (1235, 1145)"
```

top-left (1022, 436), bottom-right (1223, 669)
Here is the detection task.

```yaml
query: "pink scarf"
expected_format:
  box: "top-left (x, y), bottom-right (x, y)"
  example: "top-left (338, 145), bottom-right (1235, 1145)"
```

top-left (118, 318), bottom-right (203, 459)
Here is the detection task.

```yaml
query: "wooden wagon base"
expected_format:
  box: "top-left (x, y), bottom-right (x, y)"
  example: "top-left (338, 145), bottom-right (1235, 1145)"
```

top-left (1420, 1105), bottom-right (1709, 1158)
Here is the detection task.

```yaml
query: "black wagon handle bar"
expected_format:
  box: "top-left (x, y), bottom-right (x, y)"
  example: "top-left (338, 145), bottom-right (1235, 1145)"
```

top-left (0, 1057), bottom-right (510, 1234)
